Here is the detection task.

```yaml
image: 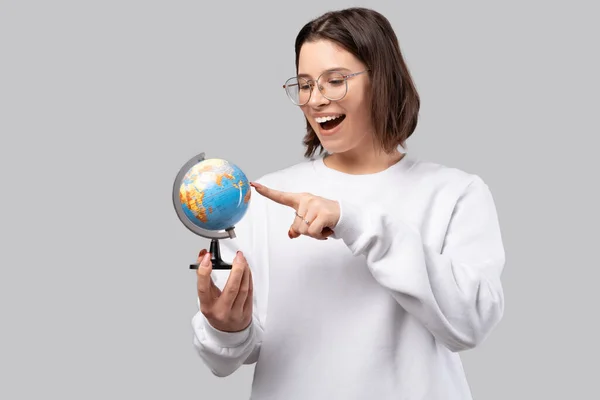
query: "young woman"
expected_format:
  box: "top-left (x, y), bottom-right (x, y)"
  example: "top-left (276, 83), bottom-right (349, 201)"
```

top-left (192, 7), bottom-right (505, 400)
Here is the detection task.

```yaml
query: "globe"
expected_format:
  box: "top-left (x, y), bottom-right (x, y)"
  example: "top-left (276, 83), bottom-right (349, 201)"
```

top-left (172, 152), bottom-right (251, 270)
top-left (178, 158), bottom-right (251, 233)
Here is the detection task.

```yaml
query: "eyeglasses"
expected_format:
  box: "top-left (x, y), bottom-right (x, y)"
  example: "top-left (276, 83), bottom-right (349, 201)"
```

top-left (282, 69), bottom-right (369, 106)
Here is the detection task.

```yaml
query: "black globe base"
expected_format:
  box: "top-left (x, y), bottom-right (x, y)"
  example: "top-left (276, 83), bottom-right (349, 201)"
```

top-left (189, 239), bottom-right (232, 270)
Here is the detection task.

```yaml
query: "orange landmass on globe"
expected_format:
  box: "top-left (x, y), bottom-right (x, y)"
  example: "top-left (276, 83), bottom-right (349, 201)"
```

top-left (215, 172), bottom-right (234, 186)
top-left (179, 186), bottom-right (208, 223)
top-left (244, 185), bottom-right (251, 203)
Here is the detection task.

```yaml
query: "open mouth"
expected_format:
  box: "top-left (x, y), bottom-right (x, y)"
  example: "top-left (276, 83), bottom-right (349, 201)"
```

top-left (316, 114), bottom-right (346, 131)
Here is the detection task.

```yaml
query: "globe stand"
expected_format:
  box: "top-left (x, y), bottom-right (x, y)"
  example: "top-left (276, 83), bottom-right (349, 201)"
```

top-left (189, 233), bottom-right (235, 270)
top-left (172, 152), bottom-right (243, 271)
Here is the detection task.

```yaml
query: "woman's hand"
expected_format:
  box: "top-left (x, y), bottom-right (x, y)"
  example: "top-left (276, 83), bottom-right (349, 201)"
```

top-left (196, 249), bottom-right (253, 332)
top-left (250, 181), bottom-right (340, 240)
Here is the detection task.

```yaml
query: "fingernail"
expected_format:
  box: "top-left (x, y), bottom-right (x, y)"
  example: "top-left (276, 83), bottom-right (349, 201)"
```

top-left (250, 181), bottom-right (262, 188)
top-left (198, 249), bottom-right (207, 258)
top-left (200, 252), bottom-right (211, 267)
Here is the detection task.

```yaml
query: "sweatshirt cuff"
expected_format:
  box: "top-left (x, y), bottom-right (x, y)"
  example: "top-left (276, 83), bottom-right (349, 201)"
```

top-left (332, 199), bottom-right (364, 249)
top-left (201, 313), bottom-right (252, 348)
top-left (333, 199), bottom-right (412, 255)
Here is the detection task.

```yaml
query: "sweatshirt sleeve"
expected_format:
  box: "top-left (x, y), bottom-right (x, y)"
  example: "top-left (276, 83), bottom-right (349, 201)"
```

top-left (332, 175), bottom-right (506, 352)
top-left (191, 303), bottom-right (263, 377)
top-left (190, 189), bottom-right (265, 377)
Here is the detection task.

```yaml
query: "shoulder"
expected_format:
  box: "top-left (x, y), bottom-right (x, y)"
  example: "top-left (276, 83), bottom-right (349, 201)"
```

top-left (407, 156), bottom-right (490, 195)
top-left (400, 156), bottom-right (497, 213)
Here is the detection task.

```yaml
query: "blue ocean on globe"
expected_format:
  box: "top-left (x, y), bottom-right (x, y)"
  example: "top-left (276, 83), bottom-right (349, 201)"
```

top-left (178, 158), bottom-right (251, 231)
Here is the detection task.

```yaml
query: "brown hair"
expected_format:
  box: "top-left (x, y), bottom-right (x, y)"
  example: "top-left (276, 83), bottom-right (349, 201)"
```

top-left (294, 7), bottom-right (420, 158)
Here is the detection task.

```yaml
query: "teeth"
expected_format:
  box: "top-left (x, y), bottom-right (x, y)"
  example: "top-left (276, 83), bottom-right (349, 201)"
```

top-left (315, 115), bottom-right (343, 123)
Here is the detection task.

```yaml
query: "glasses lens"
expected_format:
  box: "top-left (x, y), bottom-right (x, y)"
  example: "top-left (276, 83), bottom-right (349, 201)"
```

top-left (320, 71), bottom-right (347, 101)
top-left (285, 77), bottom-right (311, 105)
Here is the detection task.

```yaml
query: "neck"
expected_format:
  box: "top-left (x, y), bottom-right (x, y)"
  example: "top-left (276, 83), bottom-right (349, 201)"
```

top-left (323, 144), bottom-right (404, 175)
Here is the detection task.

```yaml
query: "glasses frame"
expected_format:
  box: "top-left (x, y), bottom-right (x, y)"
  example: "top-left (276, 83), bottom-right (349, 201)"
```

top-left (282, 69), bottom-right (369, 106)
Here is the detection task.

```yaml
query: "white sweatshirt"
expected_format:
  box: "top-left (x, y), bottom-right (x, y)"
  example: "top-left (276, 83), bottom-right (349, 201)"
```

top-left (191, 153), bottom-right (506, 400)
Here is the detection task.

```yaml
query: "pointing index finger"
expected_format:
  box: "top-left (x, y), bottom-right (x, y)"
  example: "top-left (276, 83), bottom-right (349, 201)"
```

top-left (250, 182), bottom-right (299, 209)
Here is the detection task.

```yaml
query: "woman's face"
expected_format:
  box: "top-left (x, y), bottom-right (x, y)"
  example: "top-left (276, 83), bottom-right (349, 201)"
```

top-left (297, 39), bottom-right (372, 154)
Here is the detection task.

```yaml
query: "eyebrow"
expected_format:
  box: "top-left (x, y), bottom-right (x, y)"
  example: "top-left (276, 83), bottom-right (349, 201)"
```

top-left (297, 67), bottom-right (351, 78)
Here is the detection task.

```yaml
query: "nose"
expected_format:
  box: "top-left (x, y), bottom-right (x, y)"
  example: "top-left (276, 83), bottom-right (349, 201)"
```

top-left (308, 83), bottom-right (329, 107)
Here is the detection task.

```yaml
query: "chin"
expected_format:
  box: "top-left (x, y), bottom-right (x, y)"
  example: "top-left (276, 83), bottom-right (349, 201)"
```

top-left (312, 125), bottom-right (356, 154)
top-left (317, 135), bottom-right (355, 154)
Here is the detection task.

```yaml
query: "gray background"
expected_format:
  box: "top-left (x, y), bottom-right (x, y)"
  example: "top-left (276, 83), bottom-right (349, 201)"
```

top-left (1, 0), bottom-right (598, 399)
